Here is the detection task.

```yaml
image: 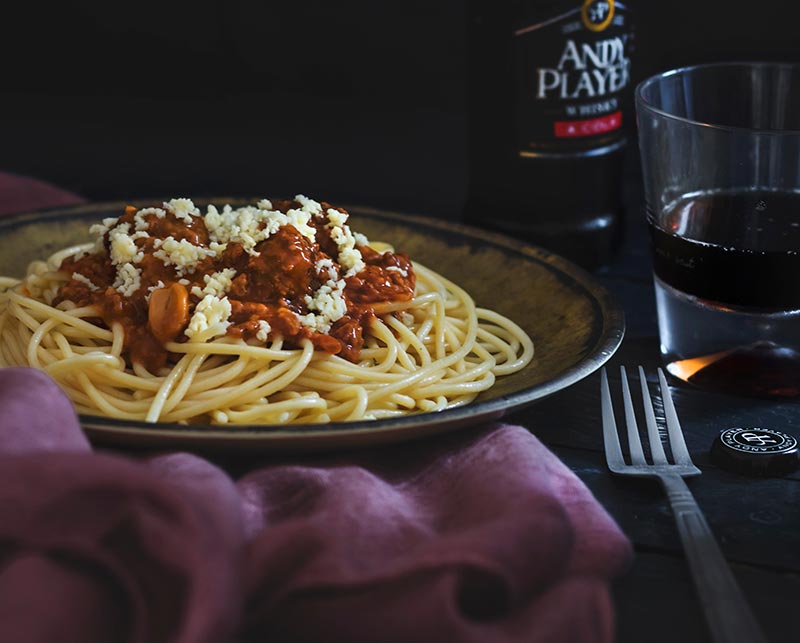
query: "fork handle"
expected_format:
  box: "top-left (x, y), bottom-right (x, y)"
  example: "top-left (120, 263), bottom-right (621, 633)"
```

top-left (661, 474), bottom-right (767, 643)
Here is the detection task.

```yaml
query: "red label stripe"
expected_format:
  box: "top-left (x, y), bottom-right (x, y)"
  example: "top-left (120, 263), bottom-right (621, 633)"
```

top-left (554, 111), bottom-right (622, 138)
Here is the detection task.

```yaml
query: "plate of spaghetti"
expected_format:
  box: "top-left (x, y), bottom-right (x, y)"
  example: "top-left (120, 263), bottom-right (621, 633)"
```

top-left (0, 197), bottom-right (623, 450)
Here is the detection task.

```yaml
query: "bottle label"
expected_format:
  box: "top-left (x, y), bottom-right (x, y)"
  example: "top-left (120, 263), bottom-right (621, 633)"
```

top-left (514, 0), bottom-right (633, 155)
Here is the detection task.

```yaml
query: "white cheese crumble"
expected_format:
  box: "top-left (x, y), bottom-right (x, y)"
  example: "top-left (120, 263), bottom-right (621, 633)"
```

top-left (72, 272), bottom-right (99, 292)
top-left (108, 224), bottom-right (147, 265)
top-left (203, 203), bottom-right (316, 255)
top-left (134, 207), bottom-right (166, 231)
top-left (89, 216), bottom-right (119, 238)
top-left (326, 208), bottom-right (348, 227)
top-left (295, 194), bottom-right (322, 215)
top-left (300, 277), bottom-right (347, 334)
top-left (315, 258), bottom-right (338, 280)
top-left (386, 265), bottom-right (409, 277)
top-left (255, 320), bottom-right (272, 342)
top-left (152, 237), bottom-right (217, 276)
top-left (185, 295), bottom-right (232, 342)
top-left (190, 268), bottom-right (236, 299)
top-left (326, 208), bottom-right (365, 276)
top-left (164, 198), bottom-right (200, 223)
top-left (137, 207), bottom-right (167, 218)
top-left (113, 263), bottom-right (142, 296)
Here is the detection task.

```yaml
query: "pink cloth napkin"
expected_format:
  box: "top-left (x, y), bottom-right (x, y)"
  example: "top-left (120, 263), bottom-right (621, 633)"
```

top-left (0, 171), bottom-right (86, 215)
top-left (237, 429), bottom-right (632, 643)
top-left (0, 369), bottom-right (245, 643)
top-left (0, 174), bottom-right (633, 643)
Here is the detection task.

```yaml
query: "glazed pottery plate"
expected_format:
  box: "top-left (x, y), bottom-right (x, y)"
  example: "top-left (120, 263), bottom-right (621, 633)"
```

top-left (0, 201), bottom-right (625, 451)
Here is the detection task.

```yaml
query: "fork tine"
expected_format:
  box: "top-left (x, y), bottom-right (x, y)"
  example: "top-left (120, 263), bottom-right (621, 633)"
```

top-left (620, 365), bottom-right (646, 465)
top-left (658, 368), bottom-right (693, 465)
top-left (639, 365), bottom-right (668, 465)
top-left (600, 367), bottom-right (625, 470)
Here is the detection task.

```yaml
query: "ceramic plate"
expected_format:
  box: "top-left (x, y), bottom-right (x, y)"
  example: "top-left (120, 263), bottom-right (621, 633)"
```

top-left (0, 201), bottom-right (625, 451)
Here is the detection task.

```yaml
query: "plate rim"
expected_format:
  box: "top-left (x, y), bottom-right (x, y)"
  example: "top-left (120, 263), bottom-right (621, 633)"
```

top-left (0, 200), bottom-right (625, 447)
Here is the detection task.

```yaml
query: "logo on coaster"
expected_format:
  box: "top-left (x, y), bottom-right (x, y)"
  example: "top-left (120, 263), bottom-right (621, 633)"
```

top-left (721, 428), bottom-right (798, 454)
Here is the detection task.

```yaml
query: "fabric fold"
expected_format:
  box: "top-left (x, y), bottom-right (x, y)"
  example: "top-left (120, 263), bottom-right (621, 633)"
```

top-left (0, 367), bottom-right (90, 453)
top-left (236, 425), bottom-right (632, 643)
top-left (0, 369), bottom-right (245, 643)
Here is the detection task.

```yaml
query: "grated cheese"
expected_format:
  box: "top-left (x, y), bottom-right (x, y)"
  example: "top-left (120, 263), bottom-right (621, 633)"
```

top-left (134, 207), bottom-right (166, 231)
top-left (89, 216), bottom-right (119, 238)
top-left (152, 236), bottom-right (217, 276)
top-left (72, 272), bottom-right (99, 292)
top-left (79, 197), bottom-right (381, 346)
top-left (185, 295), bottom-right (232, 342)
top-left (113, 263), bottom-right (142, 296)
top-left (255, 320), bottom-right (272, 342)
top-left (300, 277), bottom-right (347, 333)
top-left (314, 258), bottom-right (338, 281)
top-left (191, 268), bottom-right (236, 299)
top-left (203, 202), bottom-right (316, 255)
top-left (295, 194), bottom-right (322, 215)
top-left (326, 209), bottom-right (365, 276)
top-left (108, 224), bottom-right (147, 265)
top-left (386, 265), bottom-right (409, 277)
top-left (164, 198), bottom-right (200, 223)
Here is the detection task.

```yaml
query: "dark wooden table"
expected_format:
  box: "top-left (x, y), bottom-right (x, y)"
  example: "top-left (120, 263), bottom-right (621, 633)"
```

top-left (505, 177), bottom-right (800, 643)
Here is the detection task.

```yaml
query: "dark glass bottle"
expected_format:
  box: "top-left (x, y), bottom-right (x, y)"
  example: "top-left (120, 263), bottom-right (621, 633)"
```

top-left (465, 0), bottom-right (634, 269)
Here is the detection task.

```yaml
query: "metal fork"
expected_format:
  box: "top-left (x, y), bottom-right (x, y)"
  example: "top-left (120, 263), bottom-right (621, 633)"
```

top-left (601, 366), bottom-right (767, 643)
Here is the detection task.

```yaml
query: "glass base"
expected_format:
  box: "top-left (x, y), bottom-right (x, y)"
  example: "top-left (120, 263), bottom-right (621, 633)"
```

top-left (655, 277), bottom-right (800, 398)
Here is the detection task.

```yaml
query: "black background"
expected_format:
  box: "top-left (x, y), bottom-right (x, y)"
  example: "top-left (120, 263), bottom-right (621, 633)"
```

top-left (1, 1), bottom-right (798, 219)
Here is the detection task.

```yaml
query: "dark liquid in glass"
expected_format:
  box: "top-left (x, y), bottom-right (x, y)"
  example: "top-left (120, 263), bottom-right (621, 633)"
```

top-left (648, 190), bottom-right (800, 309)
top-left (649, 190), bottom-right (800, 398)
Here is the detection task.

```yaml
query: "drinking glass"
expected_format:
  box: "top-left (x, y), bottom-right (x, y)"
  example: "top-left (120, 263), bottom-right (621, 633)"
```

top-left (636, 62), bottom-right (800, 398)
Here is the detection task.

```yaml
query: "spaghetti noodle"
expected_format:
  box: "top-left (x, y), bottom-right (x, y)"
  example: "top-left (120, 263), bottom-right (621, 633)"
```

top-left (0, 197), bottom-right (533, 424)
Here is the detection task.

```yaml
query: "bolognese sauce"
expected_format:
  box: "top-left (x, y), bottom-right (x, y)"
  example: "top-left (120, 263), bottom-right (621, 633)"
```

top-left (53, 198), bottom-right (415, 373)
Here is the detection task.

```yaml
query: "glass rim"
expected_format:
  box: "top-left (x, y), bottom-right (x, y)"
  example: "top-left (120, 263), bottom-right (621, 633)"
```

top-left (635, 61), bottom-right (800, 135)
